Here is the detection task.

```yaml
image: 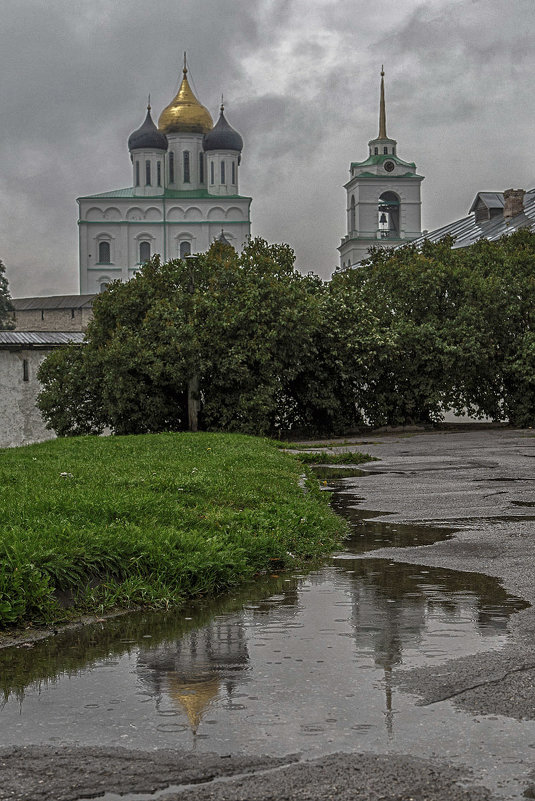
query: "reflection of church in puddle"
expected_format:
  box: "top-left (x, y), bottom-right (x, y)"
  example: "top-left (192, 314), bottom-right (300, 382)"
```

top-left (137, 616), bottom-right (249, 733)
top-left (346, 560), bottom-right (521, 736)
top-left (136, 583), bottom-right (300, 735)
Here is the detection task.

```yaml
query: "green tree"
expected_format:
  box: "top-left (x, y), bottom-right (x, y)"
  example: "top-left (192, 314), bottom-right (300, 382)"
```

top-left (38, 230), bottom-right (535, 436)
top-left (0, 259), bottom-right (14, 330)
top-left (38, 239), bottom-right (329, 437)
top-left (329, 238), bottom-right (466, 426)
top-left (337, 230), bottom-right (535, 427)
top-left (458, 229), bottom-right (535, 426)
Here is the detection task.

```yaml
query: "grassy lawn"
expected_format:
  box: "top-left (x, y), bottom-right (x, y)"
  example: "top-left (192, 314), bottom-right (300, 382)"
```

top-left (0, 433), bottom-right (352, 630)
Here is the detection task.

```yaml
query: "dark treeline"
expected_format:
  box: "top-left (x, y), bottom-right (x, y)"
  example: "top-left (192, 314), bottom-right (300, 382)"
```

top-left (38, 231), bottom-right (535, 436)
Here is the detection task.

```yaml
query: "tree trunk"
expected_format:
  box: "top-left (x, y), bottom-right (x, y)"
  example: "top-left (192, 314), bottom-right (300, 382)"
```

top-left (188, 374), bottom-right (200, 432)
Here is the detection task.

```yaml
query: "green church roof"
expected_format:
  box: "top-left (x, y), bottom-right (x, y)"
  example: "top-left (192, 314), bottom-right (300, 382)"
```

top-left (351, 153), bottom-right (417, 171)
top-left (353, 171), bottom-right (424, 180)
top-left (78, 187), bottom-right (251, 201)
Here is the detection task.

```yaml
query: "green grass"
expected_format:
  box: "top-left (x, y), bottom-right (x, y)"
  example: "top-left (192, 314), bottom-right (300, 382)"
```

top-left (0, 433), bottom-right (348, 630)
top-left (295, 451), bottom-right (378, 465)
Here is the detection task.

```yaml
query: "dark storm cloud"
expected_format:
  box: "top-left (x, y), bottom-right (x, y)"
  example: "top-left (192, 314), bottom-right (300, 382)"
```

top-left (2, 0), bottom-right (535, 293)
top-left (374, 0), bottom-right (535, 128)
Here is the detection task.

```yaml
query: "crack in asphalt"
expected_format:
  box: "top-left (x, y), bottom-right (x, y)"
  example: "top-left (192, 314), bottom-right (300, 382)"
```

top-left (419, 662), bottom-right (535, 706)
top-left (75, 760), bottom-right (299, 801)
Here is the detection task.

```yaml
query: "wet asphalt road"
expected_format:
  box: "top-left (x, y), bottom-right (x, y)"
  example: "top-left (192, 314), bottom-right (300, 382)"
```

top-left (351, 428), bottom-right (535, 722)
top-left (0, 746), bottom-right (496, 801)
top-left (3, 427), bottom-right (535, 801)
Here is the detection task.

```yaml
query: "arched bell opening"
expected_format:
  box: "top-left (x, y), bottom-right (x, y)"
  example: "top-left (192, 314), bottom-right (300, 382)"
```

top-left (378, 191), bottom-right (400, 238)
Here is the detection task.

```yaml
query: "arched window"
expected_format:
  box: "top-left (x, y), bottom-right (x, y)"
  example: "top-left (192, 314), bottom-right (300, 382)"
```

top-left (99, 282), bottom-right (109, 293)
top-left (210, 161), bottom-right (214, 185)
top-left (169, 152), bottom-right (175, 183)
top-left (183, 151), bottom-right (190, 183)
top-left (378, 191), bottom-right (400, 238)
top-left (157, 161), bottom-right (161, 186)
top-left (139, 241), bottom-right (151, 263)
top-left (199, 152), bottom-right (205, 184)
top-left (350, 195), bottom-right (356, 232)
top-left (180, 241), bottom-right (191, 258)
top-left (98, 241), bottom-right (111, 263)
top-left (135, 161), bottom-right (140, 186)
top-left (220, 161), bottom-right (225, 184)
top-left (231, 161), bottom-right (236, 184)
top-left (145, 160), bottom-right (151, 186)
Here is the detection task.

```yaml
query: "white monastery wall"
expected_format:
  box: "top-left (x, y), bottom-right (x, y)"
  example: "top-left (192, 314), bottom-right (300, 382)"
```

top-left (0, 349), bottom-right (55, 448)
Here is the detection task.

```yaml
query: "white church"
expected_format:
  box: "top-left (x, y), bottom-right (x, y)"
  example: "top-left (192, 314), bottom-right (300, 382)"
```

top-left (339, 69), bottom-right (424, 268)
top-left (78, 58), bottom-right (252, 294)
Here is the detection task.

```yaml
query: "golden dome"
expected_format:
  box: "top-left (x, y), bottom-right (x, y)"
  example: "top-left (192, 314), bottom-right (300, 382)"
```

top-left (158, 65), bottom-right (213, 135)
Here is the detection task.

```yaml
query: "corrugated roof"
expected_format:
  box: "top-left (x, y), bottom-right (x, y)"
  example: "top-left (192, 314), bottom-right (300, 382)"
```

top-left (413, 193), bottom-right (535, 250)
top-left (11, 294), bottom-right (96, 311)
top-left (0, 332), bottom-right (85, 347)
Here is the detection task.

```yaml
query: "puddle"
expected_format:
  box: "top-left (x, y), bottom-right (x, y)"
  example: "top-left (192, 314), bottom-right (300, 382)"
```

top-left (310, 466), bottom-right (371, 480)
top-left (0, 478), bottom-right (533, 799)
top-left (330, 492), bottom-right (455, 552)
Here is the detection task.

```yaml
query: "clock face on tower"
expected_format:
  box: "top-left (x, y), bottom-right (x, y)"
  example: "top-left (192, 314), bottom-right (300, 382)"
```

top-left (384, 160), bottom-right (395, 172)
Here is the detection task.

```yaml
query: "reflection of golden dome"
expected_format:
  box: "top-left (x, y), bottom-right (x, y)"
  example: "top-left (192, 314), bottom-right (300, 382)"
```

top-left (158, 66), bottom-right (213, 135)
top-left (168, 676), bottom-right (220, 733)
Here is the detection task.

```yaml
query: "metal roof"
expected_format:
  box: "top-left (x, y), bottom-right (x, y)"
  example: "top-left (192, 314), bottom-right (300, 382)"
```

top-left (413, 193), bottom-right (535, 250)
top-left (0, 332), bottom-right (85, 347)
top-left (468, 192), bottom-right (505, 213)
top-left (11, 294), bottom-right (96, 311)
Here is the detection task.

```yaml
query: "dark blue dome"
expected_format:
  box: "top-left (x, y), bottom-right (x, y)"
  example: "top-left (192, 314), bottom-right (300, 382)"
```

top-left (216, 229), bottom-right (232, 245)
top-left (203, 107), bottom-right (243, 152)
top-left (128, 107), bottom-right (168, 152)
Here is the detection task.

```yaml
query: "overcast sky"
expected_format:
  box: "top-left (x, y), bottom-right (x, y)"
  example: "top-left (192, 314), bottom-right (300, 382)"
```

top-left (2, 0), bottom-right (534, 297)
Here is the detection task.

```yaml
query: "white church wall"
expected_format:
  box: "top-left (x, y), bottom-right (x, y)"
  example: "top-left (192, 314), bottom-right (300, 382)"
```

top-left (0, 349), bottom-right (56, 448)
top-left (206, 151), bottom-right (239, 196)
top-left (166, 133), bottom-right (205, 191)
top-left (184, 206), bottom-right (203, 221)
top-left (131, 149), bottom-right (166, 197)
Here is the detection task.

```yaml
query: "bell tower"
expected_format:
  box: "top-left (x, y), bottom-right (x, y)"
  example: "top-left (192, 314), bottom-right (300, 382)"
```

top-left (338, 68), bottom-right (424, 268)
